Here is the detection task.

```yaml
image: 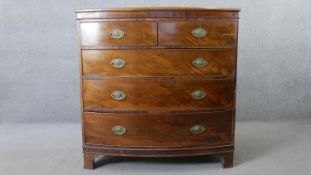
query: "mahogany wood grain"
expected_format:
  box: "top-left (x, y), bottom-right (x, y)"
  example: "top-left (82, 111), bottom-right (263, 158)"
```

top-left (77, 7), bottom-right (239, 169)
top-left (219, 152), bottom-right (234, 168)
top-left (83, 111), bottom-right (233, 147)
top-left (76, 8), bottom-right (240, 20)
top-left (83, 147), bottom-right (234, 169)
top-left (77, 7), bottom-right (240, 12)
top-left (80, 21), bottom-right (157, 47)
top-left (83, 145), bottom-right (234, 157)
top-left (159, 21), bottom-right (237, 46)
top-left (84, 153), bottom-right (96, 169)
top-left (82, 79), bottom-right (235, 111)
top-left (82, 49), bottom-right (236, 77)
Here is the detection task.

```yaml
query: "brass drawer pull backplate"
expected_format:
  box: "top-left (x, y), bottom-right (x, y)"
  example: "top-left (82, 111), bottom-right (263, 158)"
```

top-left (191, 27), bottom-right (208, 38)
top-left (191, 125), bottom-right (205, 134)
top-left (111, 58), bottom-right (126, 68)
top-left (191, 90), bottom-right (206, 100)
top-left (111, 91), bottom-right (126, 101)
top-left (192, 58), bottom-right (208, 68)
top-left (112, 126), bottom-right (127, 135)
top-left (110, 28), bottom-right (125, 39)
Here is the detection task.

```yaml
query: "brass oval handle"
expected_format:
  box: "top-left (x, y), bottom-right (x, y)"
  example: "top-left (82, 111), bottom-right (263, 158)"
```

top-left (192, 90), bottom-right (206, 100)
top-left (191, 125), bottom-right (205, 134)
top-left (191, 27), bottom-right (208, 38)
top-left (192, 58), bottom-right (208, 68)
top-left (111, 91), bottom-right (126, 101)
top-left (109, 28), bottom-right (125, 39)
top-left (112, 126), bottom-right (127, 135)
top-left (111, 58), bottom-right (126, 68)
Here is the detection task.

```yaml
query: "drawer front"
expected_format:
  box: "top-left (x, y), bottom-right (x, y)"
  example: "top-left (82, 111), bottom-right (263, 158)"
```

top-left (84, 111), bottom-right (233, 147)
top-left (83, 79), bottom-right (234, 111)
top-left (159, 21), bottom-right (237, 46)
top-left (82, 49), bottom-right (236, 77)
top-left (80, 21), bottom-right (157, 47)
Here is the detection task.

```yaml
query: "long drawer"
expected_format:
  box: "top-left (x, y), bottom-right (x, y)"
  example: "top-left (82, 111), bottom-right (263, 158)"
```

top-left (82, 49), bottom-right (236, 77)
top-left (83, 111), bottom-right (233, 147)
top-left (82, 79), bottom-right (235, 111)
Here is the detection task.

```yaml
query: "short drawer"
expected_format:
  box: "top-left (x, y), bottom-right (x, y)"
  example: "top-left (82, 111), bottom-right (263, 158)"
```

top-left (83, 111), bottom-right (233, 147)
top-left (82, 79), bottom-right (234, 111)
top-left (82, 48), bottom-right (236, 77)
top-left (159, 21), bottom-right (237, 46)
top-left (80, 21), bottom-right (157, 47)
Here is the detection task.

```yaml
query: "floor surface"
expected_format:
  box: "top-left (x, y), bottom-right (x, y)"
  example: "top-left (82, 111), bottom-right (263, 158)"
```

top-left (0, 120), bottom-right (310, 175)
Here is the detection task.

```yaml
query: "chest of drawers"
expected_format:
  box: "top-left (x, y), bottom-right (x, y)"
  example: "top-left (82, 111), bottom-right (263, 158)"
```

top-left (76, 7), bottom-right (240, 169)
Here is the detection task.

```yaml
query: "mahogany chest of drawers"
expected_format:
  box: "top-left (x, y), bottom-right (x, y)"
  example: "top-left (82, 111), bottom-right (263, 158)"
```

top-left (76, 7), bottom-right (240, 169)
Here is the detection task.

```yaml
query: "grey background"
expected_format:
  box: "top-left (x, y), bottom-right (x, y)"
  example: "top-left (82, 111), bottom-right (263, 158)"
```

top-left (1, 0), bottom-right (311, 123)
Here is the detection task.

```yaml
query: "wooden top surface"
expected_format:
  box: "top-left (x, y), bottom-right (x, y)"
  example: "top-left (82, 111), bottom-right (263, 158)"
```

top-left (76, 7), bottom-right (240, 13)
